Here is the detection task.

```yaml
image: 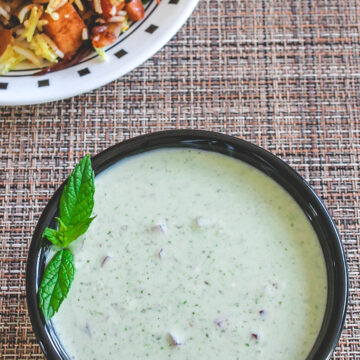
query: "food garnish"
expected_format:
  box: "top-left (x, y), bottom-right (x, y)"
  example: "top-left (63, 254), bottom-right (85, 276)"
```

top-left (39, 155), bottom-right (95, 320)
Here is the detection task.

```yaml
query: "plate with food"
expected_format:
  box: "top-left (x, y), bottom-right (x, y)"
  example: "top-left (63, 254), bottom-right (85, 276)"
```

top-left (0, 0), bottom-right (199, 105)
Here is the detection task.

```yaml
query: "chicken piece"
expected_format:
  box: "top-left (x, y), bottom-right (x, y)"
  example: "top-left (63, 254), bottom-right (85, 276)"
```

top-left (43, 3), bottom-right (86, 58)
top-left (125, 0), bottom-right (144, 21)
top-left (100, 0), bottom-right (125, 21)
top-left (91, 22), bottom-right (122, 48)
top-left (0, 29), bottom-right (12, 57)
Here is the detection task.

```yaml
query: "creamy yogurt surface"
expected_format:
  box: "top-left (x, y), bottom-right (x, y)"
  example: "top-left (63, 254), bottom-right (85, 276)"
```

top-left (52, 148), bottom-right (327, 360)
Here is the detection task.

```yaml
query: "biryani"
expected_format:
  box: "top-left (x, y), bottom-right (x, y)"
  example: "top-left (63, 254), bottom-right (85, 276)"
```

top-left (0, 0), bottom-right (159, 74)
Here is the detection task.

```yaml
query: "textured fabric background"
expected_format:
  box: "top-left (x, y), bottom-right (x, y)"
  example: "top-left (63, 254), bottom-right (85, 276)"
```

top-left (0, 0), bottom-right (359, 358)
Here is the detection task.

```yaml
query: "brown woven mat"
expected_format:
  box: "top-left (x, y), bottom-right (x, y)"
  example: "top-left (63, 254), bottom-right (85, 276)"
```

top-left (1, 0), bottom-right (359, 358)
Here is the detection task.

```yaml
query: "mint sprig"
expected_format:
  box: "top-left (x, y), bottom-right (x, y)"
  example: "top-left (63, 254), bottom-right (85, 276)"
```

top-left (39, 249), bottom-right (75, 320)
top-left (39, 155), bottom-right (95, 320)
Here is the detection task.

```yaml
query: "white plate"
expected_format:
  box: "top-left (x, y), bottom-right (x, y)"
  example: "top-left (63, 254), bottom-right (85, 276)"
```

top-left (0, 0), bottom-right (199, 106)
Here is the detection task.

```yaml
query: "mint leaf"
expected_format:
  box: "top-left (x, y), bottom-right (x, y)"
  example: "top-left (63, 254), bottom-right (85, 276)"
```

top-left (42, 218), bottom-right (68, 247)
top-left (60, 155), bottom-right (95, 227)
top-left (39, 249), bottom-right (75, 320)
top-left (64, 216), bottom-right (96, 245)
top-left (42, 227), bottom-right (63, 247)
top-left (43, 216), bottom-right (95, 248)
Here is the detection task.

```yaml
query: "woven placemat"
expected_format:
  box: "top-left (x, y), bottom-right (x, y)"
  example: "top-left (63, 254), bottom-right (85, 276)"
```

top-left (0, 0), bottom-right (359, 358)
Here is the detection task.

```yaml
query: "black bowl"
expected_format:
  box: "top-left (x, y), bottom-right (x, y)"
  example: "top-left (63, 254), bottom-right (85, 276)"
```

top-left (26, 130), bottom-right (348, 360)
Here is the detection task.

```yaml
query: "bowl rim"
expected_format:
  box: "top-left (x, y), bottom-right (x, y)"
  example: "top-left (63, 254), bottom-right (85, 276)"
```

top-left (26, 129), bottom-right (348, 359)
